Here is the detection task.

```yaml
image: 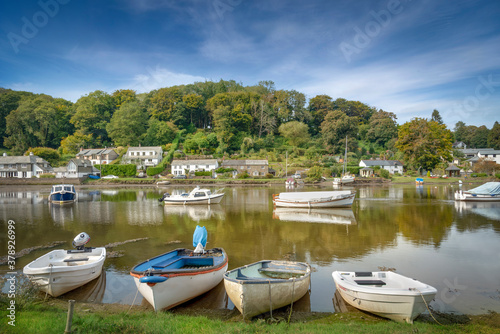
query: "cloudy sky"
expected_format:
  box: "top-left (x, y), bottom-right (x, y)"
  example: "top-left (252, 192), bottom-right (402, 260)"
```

top-left (1, 0), bottom-right (499, 128)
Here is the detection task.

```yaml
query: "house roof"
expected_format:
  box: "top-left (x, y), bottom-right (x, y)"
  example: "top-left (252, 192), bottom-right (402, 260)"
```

top-left (171, 159), bottom-right (218, 166)
top-left (458, 148), bottom-right (495, 155)
top-left (76, 148), bottom-right (117, 157)
top-left (479, 150), bottom-right (500, 155)
top-left (69, 158), bottom-right (93, 167)
top-left (445, 164), bottom-right (461, 171)
top-left (360, 160), bottom-right (403, 167)
top-left (127, 146), bottom-right (162, 152)
top-left (222, 160), bottom-right (268, 167)
top-left (0, 154), bottom-right (49, 165)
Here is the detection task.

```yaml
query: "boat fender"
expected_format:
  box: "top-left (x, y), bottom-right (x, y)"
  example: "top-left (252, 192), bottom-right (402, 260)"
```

top-left (139, 276), bottom-right (168, 284)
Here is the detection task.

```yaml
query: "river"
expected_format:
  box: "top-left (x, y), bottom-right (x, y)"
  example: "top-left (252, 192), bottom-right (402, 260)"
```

top-left (1, 183), bottom-right (499, 315)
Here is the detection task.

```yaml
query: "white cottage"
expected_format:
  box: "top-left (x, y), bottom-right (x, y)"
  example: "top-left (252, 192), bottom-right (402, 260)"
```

top-left (171, 159), bottom-right (219, 176)
top-left (0, 152), bottom-right (52, 178)
top-left (359, 160), bottom-right (404, 175)
top-left (123, 146), bottom-right (163, 169)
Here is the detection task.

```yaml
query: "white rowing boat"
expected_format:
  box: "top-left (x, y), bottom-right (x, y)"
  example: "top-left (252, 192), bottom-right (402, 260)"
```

top-left (332, 271), bottom-right (437, 323)
top-left (272, 191), bottom-right (355, 208)
top-left (23, 233), bottom-right (106, 297)
top-left (159, 186), bottom-right (224, 205)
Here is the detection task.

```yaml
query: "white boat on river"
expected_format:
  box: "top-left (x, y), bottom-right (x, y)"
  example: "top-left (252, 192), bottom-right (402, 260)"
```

top-left (272, 190), bottom-right (355, 208)
top-left (159, 186), bottom-right (225, 205)
top-left (332, 271), bottom-right (437, 323)
top-left (454, 182), bottom-right (500, 202)
top-left (23, 233), bottom-right (106, 297)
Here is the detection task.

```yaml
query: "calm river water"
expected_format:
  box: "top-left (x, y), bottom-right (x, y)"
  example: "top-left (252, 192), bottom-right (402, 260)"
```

top-left (1, 183), bottom-right (500, 315)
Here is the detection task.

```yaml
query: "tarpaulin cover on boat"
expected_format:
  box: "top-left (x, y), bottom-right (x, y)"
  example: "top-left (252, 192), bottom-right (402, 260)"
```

top-left (193, 225), bottom-right (207, 248)
top-left (468, 182), bottom-right (500, 195)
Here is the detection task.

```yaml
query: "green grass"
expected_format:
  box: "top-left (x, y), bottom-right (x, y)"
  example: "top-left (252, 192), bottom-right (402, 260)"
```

top-left (4, 303), bottom-right (498, 334)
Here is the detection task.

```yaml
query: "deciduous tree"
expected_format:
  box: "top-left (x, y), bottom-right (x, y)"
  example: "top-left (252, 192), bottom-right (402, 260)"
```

top-left (278, 121), bottom-right (310, 147)
top-left (107, 101), bottom-right (147, 146)
top-left (320, 110), bottom-right (358, 154)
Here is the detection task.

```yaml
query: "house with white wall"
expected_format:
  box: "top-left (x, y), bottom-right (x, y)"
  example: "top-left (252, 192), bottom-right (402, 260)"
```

top-left (61, 159), bottom-right (101, 178)
top-left (0, 152), bottom-right (52, 178)
top-left (359, 160), bottom-right (404, 175)
top-left (123, 146), bottom-right (163, 169)
top-left (76, 148), bottom-right (118, 165)
top-left (171, 159), bottom-right (219, 176)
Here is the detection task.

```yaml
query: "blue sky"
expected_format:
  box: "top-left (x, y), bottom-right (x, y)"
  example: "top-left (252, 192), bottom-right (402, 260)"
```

top-left (1, 0), bottom-right (499, 128)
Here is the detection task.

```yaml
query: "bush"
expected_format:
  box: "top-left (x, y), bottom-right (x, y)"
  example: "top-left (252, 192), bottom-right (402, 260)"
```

top-left (496, 173), bottom-right (500, 179)
top-left (95, 164), bottom-right (137, 177)
top-left (25, 147), bottom-right (60, 166)
top-left (147, 166), bottom-right (164, 176)
top-left (237, 172), bottom-right (250, 179)
top-left (379, 169), bottom-right (391, 179)
top-left (471, 173), bottom-right (488, 177)
top-left (265, 173), bottom-right (274, 179)
top-left (346, 166), bottom-right (361, 175)
top-left (39, 174), bottom-right (55, 178)
top-left (215, 167), bottom-right (235, 173)
top-left (195, 171), bottom-right (212, 176)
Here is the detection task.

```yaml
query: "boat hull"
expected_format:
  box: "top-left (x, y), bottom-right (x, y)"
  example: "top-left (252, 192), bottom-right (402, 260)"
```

top-left (23, 247), bottom-right (106, 297)
top-left (49, 192), bottom-right (77, 204)
top-left (455, 191), bottom-right (500, 202)
top-left (332, 271), bottom-right (436, 323)
top-left (224, 260), bottom-right (311, 319)
top-left (163, 193), bottom-right (224, 205)
top-left (273, 191), bottom-right (355, 208)
top-left (130, 248), bottom-right (228, 311)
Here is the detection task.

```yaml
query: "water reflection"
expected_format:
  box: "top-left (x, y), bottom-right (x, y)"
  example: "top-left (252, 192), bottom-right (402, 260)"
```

top-left (62, 272), bottom-right (106, 303)
top-left (273, 208), bottom-right (356, 225)
top-left (1, 185), bottom-right (500, 315)
top-left (164, 205), bottom-right (225, 222)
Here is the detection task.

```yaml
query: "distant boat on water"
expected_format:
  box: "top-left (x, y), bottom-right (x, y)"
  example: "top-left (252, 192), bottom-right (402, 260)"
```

top-left (455, 182), bottom-right (500, 202)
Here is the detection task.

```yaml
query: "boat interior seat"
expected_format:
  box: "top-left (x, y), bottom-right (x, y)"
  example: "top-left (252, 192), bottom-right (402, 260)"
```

top-left (354, 272), bottom-right (373, 277)
top-left (236, 269), bottom-right (269, 281)
top-left (63, 257), bottom-right (89, 262)
top-left (354, 279), bottom-right (386, 286)
top-left (258, 268), bottom-right (307, 275)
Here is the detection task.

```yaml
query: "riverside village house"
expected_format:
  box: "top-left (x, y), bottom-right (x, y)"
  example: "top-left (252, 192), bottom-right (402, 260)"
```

top-left (220, 160), bottom-right (270, 178)
top-left (123, 146), bottom-right (163, 170)
top-left (171, 159), bottom-right (219, 176)
top-left (76, 148), bottom-right (119, 165)
top-left (0, 152), bottom-right (52, 178)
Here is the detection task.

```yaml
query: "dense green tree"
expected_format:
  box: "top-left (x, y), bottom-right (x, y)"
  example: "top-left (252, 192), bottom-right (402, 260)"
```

top-left (148, 86), bottom-right (182, 121)
top-left (469, 125), bottom-right (489, 148)
top-left (71, 90), bottom-right (116, 146)
top-left (365, 110), bottom-right (398, 147)
top-left (278, 121), bottom-right (310, 147)
top-left (333, 98), bottom-right (373, 123)
top-left (396, 118), bottom-right (453, 171)
top-left (487, 121), bottom-right (500, 150)
top-left (320, 110), bottom-right (358, 154)
top-left (4, 95), bottom-right (73, 154)
top-left (25, 147), bottom-right (60, 166)
top-left (250, 99), bottom-right (275, 138)
top-left (309, 95), bottom-right (334, 135)
top-left (431, 109), bottom-right (443, 124)
top-left (212, 104), bottom-right (252, 152)
top-left (107, 101), bottom-right (147, 146)
top-left (184, 131), bottom-right (215, 154)
top-left (143, 119), bottom-right (177, 146)
top-left (60, 130), bottom-right (93, 154)
top-left (454, 121), bottom-right (467, 143)
top-left (112, 89), bottom-right (137, 108)
top-left (181, 94), bottom-right (206, 128)
top-left (0, 89), bottom-right (35, 147)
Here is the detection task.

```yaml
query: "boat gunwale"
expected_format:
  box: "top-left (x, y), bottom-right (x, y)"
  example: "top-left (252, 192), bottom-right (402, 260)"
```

top-left (130, 247), bottom-right (228, 278)
top-left (23, 247), bottom-right (106, 274)
top-left (332, 271), bottom-right (437, 296)
top-left (223, 260), bottom-right (311, 285)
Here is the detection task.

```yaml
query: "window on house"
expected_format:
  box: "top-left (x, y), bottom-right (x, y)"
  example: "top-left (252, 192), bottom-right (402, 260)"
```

top-left (21, 164), bottom-right (27, 168)
top-left (240, 166), bottom-right (244, 169)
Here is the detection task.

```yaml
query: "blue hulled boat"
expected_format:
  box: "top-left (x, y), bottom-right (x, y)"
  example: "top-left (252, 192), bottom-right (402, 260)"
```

top-left (49, 184), bottom-right (77, 204)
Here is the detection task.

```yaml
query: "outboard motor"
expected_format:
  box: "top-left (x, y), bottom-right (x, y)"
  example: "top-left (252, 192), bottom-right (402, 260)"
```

top-left (72, 232), bottom-right (91, 251)
top-left (158, 193), bottom-right (170, 202)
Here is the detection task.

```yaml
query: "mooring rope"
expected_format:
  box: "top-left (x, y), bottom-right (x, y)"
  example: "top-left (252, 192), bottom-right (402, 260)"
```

top-left (416, 288), bottom-right (443, 326)
top-left (287, 278), bottom-right (296, 324)
top-left (127, 283), bottom-right (140, 314)
top-left (44, 264), bottom-right (53, 301)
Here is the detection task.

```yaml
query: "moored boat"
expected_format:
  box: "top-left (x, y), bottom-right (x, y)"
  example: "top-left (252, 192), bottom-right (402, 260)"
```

top-left (333, 174), bottom-right (355, 186)
top-left (454, 182), bottom-right (500, 201)
top-left (332, 271), bottom-right (437, 323)
top-left (415, 178), bottom-right (424, 184)
top-left (130, 226), bottom-right (228, 311)
top-left (272, 190), bottom-right (355, 208)
top-left (159, 186), bottom-right (224, 205)
top-left (224, 260), bottom-right (311, 319)
top-left (49, 184), bottom-right (77, 204)
top-left (23, 233), bottom-right (106, 297)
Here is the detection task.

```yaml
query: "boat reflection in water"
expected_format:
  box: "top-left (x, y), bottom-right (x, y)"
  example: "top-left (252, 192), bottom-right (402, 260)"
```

top-left (60, 271), bottom-right (106, 303)
top-left (454, 201), bottom-right (500, 221)
top-left (273, 208), bottom-right (357, 225)
top-left (163, 204), bottom-right (225, 221)
top-left (49, 202), bottom-right (76, 226)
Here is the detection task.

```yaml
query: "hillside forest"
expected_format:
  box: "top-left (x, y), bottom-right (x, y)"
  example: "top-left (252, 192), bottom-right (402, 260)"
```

top-left (1, 80), bottom-right (500, 175)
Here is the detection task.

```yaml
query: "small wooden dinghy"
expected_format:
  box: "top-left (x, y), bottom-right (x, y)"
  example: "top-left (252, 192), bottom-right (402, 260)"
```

top-left (332, 271), bottom-right (437, 323)
top-left (23, 233), bottom-right (106, 297)
top-left (130, 226), bottom-right (228, 311)
top-left (224, 260), bottom-right (311, 319)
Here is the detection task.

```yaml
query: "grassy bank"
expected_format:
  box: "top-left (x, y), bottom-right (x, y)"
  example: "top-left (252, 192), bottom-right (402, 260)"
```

top-left (2, 300), bottom-right (499, 334)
